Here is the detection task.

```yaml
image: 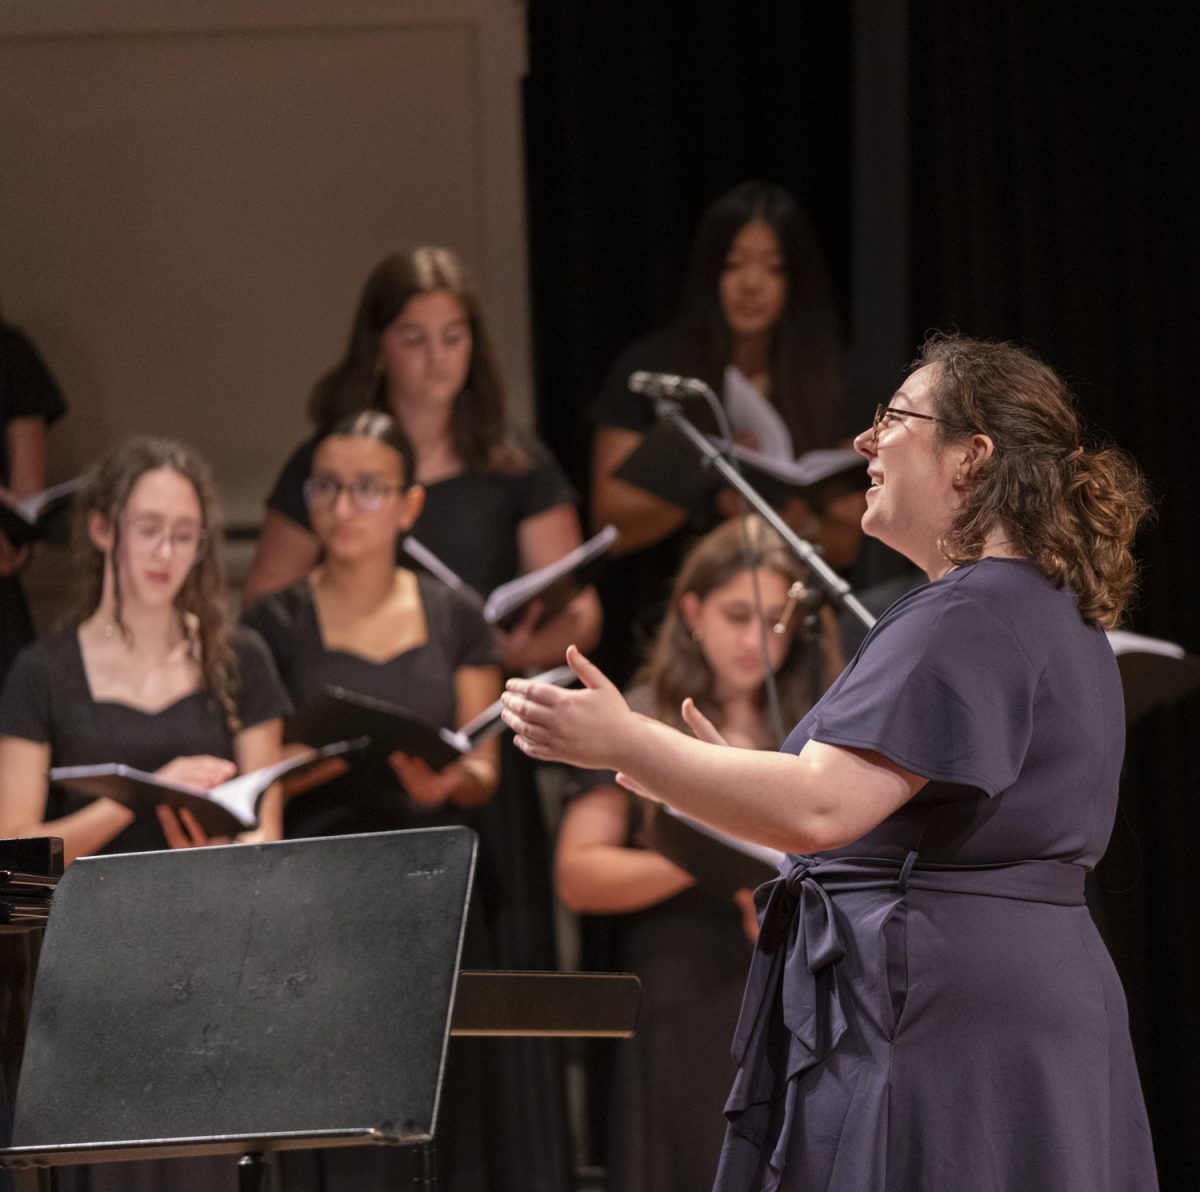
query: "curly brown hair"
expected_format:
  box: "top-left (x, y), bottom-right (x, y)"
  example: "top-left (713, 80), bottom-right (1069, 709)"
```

top-left (917, 332), bottom-right (1151, 628)
top-left (68, 437), bottom-right (240, 732)
top-left (634, 516), bottom-right (842, 738)
top-left (308, 246), bottom-right (529, 473)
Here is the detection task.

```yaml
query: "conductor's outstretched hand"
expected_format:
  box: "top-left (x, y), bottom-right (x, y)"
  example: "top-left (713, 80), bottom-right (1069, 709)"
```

top-left (501, 646), bottom-right (632, 770)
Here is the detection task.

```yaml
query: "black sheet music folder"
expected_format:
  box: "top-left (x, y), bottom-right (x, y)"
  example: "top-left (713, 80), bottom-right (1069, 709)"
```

top-left (0, 828), bottom-right (476, 1169)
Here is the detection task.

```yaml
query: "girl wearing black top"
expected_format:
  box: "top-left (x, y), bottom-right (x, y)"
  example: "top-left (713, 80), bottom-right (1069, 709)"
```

top-left (245, 246), bottom-right (600, 672)
top-left (0, 437), bottom-right (288, 862)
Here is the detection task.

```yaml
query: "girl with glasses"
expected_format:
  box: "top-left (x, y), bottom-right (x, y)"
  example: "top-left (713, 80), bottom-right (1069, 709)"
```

top-left (243, 410), bottom-right (502, 833)
top-left (241, 410), bottom-right (509, 1192)
top-left (244, 245), bottom-right (601, 675)
top-left (0, 435), bottom-right (289, 860)
top-left (504, 333), bottom-right (1158, 1192)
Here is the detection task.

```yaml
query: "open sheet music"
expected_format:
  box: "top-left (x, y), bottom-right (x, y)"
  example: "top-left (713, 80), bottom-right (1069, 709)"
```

top-left (286, 667), bottom-right (580, 770)
top-left (50, 739), bottom-right (364, 836)
top-left (403, 527), bottom-right (618, 631)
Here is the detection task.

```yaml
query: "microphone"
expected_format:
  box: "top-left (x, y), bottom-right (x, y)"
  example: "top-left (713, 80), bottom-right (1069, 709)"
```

top-left (627, 371), bottom-right (711, 400)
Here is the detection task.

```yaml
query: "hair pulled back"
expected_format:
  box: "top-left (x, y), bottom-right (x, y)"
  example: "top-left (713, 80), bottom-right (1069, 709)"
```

top-left (321, 410), bottom-right (417, 491)
top-left (308, 246), bottom-right (527, 473)
top-left (920, 332), bottom-right (1151, 627)
top-left (635, 516), bottom-right (838, 736)
top-left (69, 437), bottom-right (240, 731)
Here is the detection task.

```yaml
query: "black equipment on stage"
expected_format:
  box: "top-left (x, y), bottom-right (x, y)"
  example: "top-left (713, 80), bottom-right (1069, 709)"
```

top-left (0, 829), bottom-right (639, 1191)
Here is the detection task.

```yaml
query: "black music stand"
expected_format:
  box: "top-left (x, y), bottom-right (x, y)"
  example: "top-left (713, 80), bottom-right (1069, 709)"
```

top-left (0, 828), bottom-right (477, 1190)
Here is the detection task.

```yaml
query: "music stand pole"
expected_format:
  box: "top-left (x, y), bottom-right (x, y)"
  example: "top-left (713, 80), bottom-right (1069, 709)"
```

top-left (652, 396), bottom-right (876, 631)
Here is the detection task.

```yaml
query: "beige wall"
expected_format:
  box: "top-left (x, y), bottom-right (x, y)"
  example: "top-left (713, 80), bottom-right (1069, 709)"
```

top-left (0, 0), bottom-right (532, 537)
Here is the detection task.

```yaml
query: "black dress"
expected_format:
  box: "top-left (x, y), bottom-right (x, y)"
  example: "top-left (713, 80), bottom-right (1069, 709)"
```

top-left (243, 575), bottom-right (570, 1192)
top-left (241, 574), bottom-right (500, 839)
top-left (0, 627), bottom-right (288, 853)
top-left (562, 763), bottom-right (753, 1192)
top-left (0, 625), bottom-right (290, 1192)
top-left (715, 559), bottom-right (1157, 1191)
top-left (261, 442), bottom-right (578, 1191)
top-left (0, 322), bottom-right (68, 686)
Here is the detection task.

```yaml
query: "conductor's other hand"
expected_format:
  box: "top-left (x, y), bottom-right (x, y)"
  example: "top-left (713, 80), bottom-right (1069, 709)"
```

top-left (501, 645), bottom-right (631, 769)
top-left (681, 697), bottom-right (729, 747)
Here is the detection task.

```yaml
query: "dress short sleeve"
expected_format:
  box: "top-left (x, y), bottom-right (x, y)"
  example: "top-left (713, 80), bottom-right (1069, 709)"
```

top-left (513, 436), bottom-right (577, 521)
top-left (264, 438), bottom-right (318, 531)
top-left (794, 580), bottom-right (1039, 796)
top-left (435, 580), bottom-right (502, 670)
top-left (232, 625), bottom-right (292, 728)
top-left (0, 323), bottom-right (68, 427)
top-left (0, 639), bottom-right (53, 743)
top-left (590, 330), bottom-right (682, 435)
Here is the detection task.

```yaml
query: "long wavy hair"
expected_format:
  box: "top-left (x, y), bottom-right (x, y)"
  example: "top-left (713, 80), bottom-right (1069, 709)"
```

top-left (919, 332), bottom-right (1151, 628)
top-left (634, 516), bottom-right (840, 736)
top-left (308, 246), bottom-right (528, 473)
top-left (68, 437), bottom-right (240, 731)
top-left (669, 180), bottom-right (845, 450)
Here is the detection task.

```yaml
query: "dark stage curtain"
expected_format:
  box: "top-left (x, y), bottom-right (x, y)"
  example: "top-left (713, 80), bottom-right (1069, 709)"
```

top-left (526, 2), bottom-right (1197, 1186)
top-left (523, 0), bottom-right (853, 508)
top-left (908, 4), bottom-right (1199, 1188)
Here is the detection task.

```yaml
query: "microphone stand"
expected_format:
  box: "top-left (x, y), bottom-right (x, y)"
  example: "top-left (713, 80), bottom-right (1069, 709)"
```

top-left (650, 394), bottom-right (876, 633)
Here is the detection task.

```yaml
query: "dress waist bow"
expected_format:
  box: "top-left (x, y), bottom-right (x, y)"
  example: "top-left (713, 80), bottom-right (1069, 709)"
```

top-left (725, 853), bottom-right (1087, 1127)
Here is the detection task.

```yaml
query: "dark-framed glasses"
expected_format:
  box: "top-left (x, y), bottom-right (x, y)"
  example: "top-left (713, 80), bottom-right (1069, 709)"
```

top-left (871, 404), bottom-right (975, 441)
top-left (123, 517), bottom-right (207, 562)
top-left (303, 474), bottom-right (405, 514)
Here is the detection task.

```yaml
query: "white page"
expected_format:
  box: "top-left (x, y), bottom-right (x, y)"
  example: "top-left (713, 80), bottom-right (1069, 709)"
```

top-left (723, 365), bottom-right (793, 460)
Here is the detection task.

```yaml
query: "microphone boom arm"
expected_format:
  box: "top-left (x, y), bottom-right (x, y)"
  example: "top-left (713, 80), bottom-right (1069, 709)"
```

top-left (649, 392), bottom-right (876, 632)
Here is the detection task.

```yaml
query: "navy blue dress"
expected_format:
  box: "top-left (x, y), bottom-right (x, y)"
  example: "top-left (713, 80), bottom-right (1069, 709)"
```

top-left (714, 558), bottom-right (1157, 1191)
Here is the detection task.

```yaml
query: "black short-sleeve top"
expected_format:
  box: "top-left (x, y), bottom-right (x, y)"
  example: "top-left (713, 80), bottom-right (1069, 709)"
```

top-left (264, 433), bottom-right (576, 597)
top-left (0, 626), bottom-right (290, 854)
top-left (241, 573), bottom-right (500, 833)
top-left (242, 572), bottom-right (500, 728)
top-left (0, 321), bottom-right (68, 486)
top-left (782, 558), bottom-right (1126, 869)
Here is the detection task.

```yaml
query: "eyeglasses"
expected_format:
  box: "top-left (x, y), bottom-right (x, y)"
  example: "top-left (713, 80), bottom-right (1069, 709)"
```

top-left (303, 474), bottom-right (405, 514)
top-left (123, 517), bottom-right (207, 561)
top-left (871, 404), bottom-right (975, 441)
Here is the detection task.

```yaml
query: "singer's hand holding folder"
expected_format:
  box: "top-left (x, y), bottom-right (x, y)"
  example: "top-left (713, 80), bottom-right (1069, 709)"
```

top-left (285, 667), bottom-right (579, 771)
top-left (50, 739), bottom-right (365, 837)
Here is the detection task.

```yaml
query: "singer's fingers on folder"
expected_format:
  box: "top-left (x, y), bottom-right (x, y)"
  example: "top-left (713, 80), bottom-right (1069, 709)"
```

top-left (155, 754), bottom-right (237, 789)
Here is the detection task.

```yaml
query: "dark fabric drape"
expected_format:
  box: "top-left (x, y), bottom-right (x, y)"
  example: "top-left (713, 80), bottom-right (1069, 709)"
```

top-left (908, 5), bottom-right (1199, 1189)
top-left (526, 3), bottom-right (1197, 1188)
top-left (524, 0), bottom-right (853, 507)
